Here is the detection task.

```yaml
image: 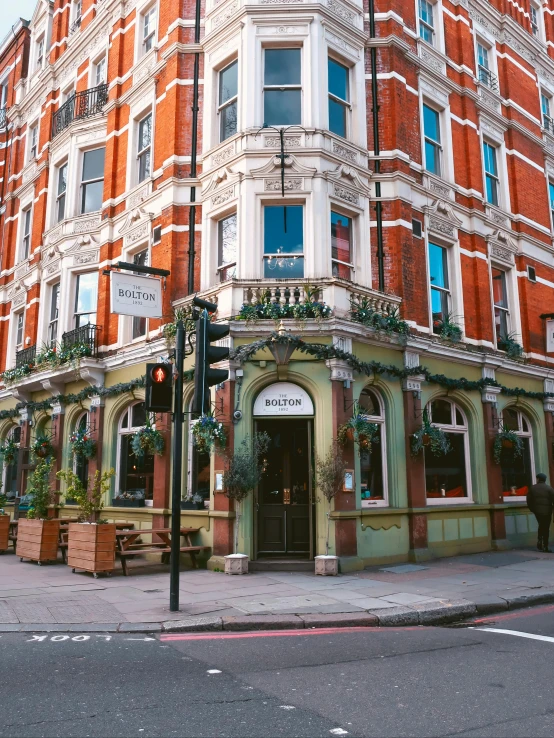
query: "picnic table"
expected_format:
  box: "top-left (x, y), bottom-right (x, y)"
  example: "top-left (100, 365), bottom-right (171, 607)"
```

top-left (116, 527), bottom-right (210, 576)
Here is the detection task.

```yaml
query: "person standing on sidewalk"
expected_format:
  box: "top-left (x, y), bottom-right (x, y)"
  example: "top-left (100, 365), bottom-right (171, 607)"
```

top-left (527, 473), bottom-right (554, 552)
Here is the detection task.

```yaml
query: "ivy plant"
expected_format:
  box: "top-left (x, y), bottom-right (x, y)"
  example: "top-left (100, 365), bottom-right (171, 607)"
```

top-left (497, 332), bottom-right (524, 359)
top-left (350, 297), bottom-right (410, 336)
top-left (433, 312), bottom-right (463, 343)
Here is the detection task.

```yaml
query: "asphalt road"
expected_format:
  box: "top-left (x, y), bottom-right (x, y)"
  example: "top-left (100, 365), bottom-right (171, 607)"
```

top-left (1, 606), bottom-right (554, 738)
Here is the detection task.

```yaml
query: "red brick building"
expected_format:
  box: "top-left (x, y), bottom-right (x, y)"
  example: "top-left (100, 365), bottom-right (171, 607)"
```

top-left (0, 0), bottom-right (553, 569)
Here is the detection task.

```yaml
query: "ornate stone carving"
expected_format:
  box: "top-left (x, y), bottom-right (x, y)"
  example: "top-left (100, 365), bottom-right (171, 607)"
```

top-left (333, 184), bottom-right (359, 204)
top-left (124, 222), bottom-right (150, 247)
top-left (74, 251), bottom-right (99, 266)
top-left (259, 0), bottom-right (301, 4)
top-left (420, 79), bottom-right (448, 106)
top-left (428, 216), bottom-right (454, 238)
top-left (490, 245), bottom-right (513, 263)
top-left (419, 46), bottom-right (445, 73)
top-left (46, 226), bottom-right (62, 245)
top-left (212, 187), bottom-right (235, 206)
top-left (428, 179), bottom-right (453, 198)
top-left (46, 259), bottom-right (61, 275)
top-left (212, 145), bottom-right (234, 167)
top-left (127, 186), bottom-right (150, 209)
top-left (482, 386), bottom-right (501, 404)
top-left (325, 29), bottom-right (359, 58)
top-left (212, 1), bottom-right (238, 27)
top-left (403, 351), bottom-right (420, 369)
top-left (14, 263), bottom-right (28, 280)
top-left (12, 291), bottom-right (26, 307)
top-left (264, 136), bottom-right (301, 148)
top-left (265, 178), bottom-right (302, 191)
top-left (332, 141), bottom-right (357, 163)
top-left (74, 216), bottom-right (101, 234)
top-left (478, 87), bottom-right (501, 112)
top-left (326, 359), bottom-right (354, 382)
top-left (326, 0), bottom-right (356, 24)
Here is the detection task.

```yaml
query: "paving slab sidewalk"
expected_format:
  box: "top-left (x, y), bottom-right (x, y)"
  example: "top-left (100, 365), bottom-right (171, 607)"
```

top-left (1, 548), bottom-right (553, 632)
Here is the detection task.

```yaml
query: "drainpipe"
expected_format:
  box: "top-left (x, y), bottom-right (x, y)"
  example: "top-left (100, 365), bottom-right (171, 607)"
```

top-left (187, 0), bottom-right (202, 295)
top-left (368, 0), bottom-right (385, 293)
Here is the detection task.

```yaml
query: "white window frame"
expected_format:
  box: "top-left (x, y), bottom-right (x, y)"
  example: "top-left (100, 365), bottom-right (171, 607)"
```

top-left (47, 281), bottom-right (60, 347)
top-left (141, 4), bottom-right (157, 55)
top-left (36, 35), bottom-right (45, 71)
top-left (530, 1), bottom-right (543, 40)
top-left (263, 47), bottom-right (302, 127)
top-left (116, 402), bottom-right (155, 501)
top-left (476, 40), bottom-right (499, 93)
top-left (549, 180), bottom-right (554, 231)
top-left (217, 59), bottom-right (238, 143)
top-left (137, 112), bottom-right (153, 184)
top-left (0, 79), bottom-right (8, 109)
top-left (2, 425), bottom-right (21, 500)
top-left (541, 90), bottom-right (553, 133)
top-left (490, 264), bottom-right (510, 345)
top-left (20, 206), bottom-right (32, 261)
top-left (70, 0), bottom-right (82, 31)
top-left (498, 407), bottom-right (535, 502)
top-left (217, 212), bottom-right (237, 282)
top-left (328, 55), bottom-right (351, 139)
top-left (28, 122), bottom-right (39, 162)
top-left (93, 55), bottom-right (107, 87)
top-left (483, 139), bottom-right (500, 207)
top-left (80, 146), bottom-right (106, 215)
top-left (359, 387), bottom-right (389, 508)
top-left (422, 102), bottom-right (442, 177)
top-left (55, 161), bottom-right (68, 223)
top-left (14, 310), bottom-right (25, 354)
top-left (73, 271), bottom-right (98, 329)
top-left (425, 399), bottom-right (473, 506)
top-left (418, 0), bottom-right (436, 46)
top-left (427, 240), bottom-right (452, 332)
top-left (330, 207), bottom-right (355, 280)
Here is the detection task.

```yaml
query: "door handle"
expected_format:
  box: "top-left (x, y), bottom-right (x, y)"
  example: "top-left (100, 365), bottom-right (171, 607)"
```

top-left (283, 488), bottom-right (290, 505)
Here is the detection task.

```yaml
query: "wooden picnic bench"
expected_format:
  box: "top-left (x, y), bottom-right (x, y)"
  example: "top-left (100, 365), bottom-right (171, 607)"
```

top-left (116, 527), bottom-right (210, 576)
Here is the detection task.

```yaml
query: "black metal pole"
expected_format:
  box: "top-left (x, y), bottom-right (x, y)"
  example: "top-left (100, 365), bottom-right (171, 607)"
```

top-left (368, 0), bottom-right (385, 293)
top-left (187, 0), bottom-right (202, 295)
top-left (169, 319), bottom-right (185, 611)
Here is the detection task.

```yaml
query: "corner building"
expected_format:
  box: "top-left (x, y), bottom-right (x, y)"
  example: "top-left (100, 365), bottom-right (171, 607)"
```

top-left (1, 0), bottom-right (554, 571)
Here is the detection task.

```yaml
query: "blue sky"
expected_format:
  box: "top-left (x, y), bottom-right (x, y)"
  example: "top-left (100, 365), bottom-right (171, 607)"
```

top-left (1, 2), bottom-right (38, 43)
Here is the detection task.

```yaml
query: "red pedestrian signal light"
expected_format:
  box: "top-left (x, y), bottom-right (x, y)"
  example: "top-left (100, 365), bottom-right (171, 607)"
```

top-left (145, 362), bottom-right (173, 412)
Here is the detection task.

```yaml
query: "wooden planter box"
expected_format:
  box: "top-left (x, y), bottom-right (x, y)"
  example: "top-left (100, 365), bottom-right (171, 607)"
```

top-left (0, 515), bottom-right (9, 553)
top-left (68, 523), bottom-right (116, 577)
top-left (112, 498), bottom-right (145, 508)
top-left (16, 519), bottom-right (60, 564)
top-left (181, 501), bottom-right (204, 510)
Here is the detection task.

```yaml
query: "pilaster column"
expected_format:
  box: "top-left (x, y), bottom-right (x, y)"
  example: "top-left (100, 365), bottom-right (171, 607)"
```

top-left (328, 354), bottom-right (357, 558)
top-left (17, 408), bottom-right (32, 501)
top-left (153, 411), bottom-right (172, 528)
top-left (481, 367), bottom-right (508, 548)
top-left (212, 365), bottom-right (237, 557)
top-left (51, 402), bottom-right (66, 515)
top-left (87, 395), bottom-right (105, 480)
top-left (543, 380), bottom-right (554, 485)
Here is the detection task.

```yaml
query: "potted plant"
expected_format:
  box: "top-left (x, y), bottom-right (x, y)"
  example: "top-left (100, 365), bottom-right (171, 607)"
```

top-left (16, 458), bottom-right (60, 564)
top-left (31, 434), bottom-right (54, 460)
top-left (493, 427), bottom-right (524, 464)
top-left (314, 442), bottom-right (347, 576)
top-left (411, 410), bottom-right (452, 457)
top-left (337, 406), bottom-right (379, 455)
top-left (1, 436), bottom-right (18, 466)
top-left (433, 312), bottom-right (463, 343)
top-left (0, 490), bottom-right (9, 553)
top-left (192, 412), bottom-right (227, 454)
top-left (222, 432), bottom-right (271, 574)
top-left (497, 332), bottom-right (524, 359)
top-left (57, 467), bottom-right (116, 577)
top-left (112, 491), bottom-right (146, 507)
top-left (131, 420), bottom-right (165, 458)
top-left (69, 426), bottom-right (97, 459)
top-left (181, 493), bottom-right (205, 510)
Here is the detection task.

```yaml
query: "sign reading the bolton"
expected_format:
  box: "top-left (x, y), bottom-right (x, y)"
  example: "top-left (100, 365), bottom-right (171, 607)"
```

top-left (253, 382), bottom-right (314, 416)
top-left (110, 271), bottom-right (162, 318)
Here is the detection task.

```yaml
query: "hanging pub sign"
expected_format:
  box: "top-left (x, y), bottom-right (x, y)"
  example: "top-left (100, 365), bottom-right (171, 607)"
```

top-left (253, 382), bottom-right (314, 416)
top-left (547, 319), bottom-right (554, 354)
top-left (110, 271), bottom-right (163, 318)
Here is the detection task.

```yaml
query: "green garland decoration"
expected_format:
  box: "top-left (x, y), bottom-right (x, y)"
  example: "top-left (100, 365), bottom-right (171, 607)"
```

top-left (231, 333), bottom-right (554, 402)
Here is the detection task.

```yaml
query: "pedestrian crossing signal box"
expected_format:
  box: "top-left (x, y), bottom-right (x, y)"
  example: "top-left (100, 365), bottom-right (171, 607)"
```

top-left (145, 362), bottom-right (173, 412)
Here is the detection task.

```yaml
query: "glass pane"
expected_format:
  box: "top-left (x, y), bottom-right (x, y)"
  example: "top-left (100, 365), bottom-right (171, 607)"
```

top-left (428, 243), bottom-right (447, 288)
top-left (542, 94), bottom-right (550, 116)
top-left (139, 115), bottom-right (152, 150)
top-left (218, 214), bottom-right (237, 266)
top-left (501, 437), bottom-right (532, 497)
top-left (133, 250), bottom-right (148, 269)
top-left (360, 426), bottom-right (384, 501)
top-left (425, 433), bottom-right (468, 499)
top-left (431, 287), bottom-right (448, 327)
top-left (264, 206), bottom-right (303, 254)
top-left (132, 316), bottom-right (146, 338)
top-left (264, 49), bottom-right (301, 86)
top-left (58, 165), bottom-right (67, 195)
top-left (491, 268), bottom-right (506, 307)
top-left (75, 272), bottom-right (98, 315)
top-left (359, 388), bottom-right (380, 417)
top-left (192, 447), bottom-right (211, 500)
top-left (119, 434), bottom-right (154, 500)
top-left (430, 399), bottom-right (452, 425)
top-left (503, 408), bottom-right (519, 431)
top-left (264, 255), bottom-right (304, 278)
top-left (483, 142), bottom-right (497, 175)
top-left (420, 23), bottom-right (433, 43)
top-left (423, 105), bottom-right (439, 142)
top-left (486, 175), bottom-right (498, 206)
top-left (131, 403), bottom-right (147, 428)
top-left (50, 283), bottom-right (59, 321)
top-left (219, 61), bottom-right (238, 105)
top-left (139, 150), bottom-right (151, 182)
top-left (424, 140), bottom-right (439, 174)
top-left (329, 98), bottom-right (347, 137)
top-left (550, 182), bottom-right (554, 206)
top-left (521, 415), bottom-right (530, 433)
top-left (331, 211), bottom-right (352, 265)
top-left (121, 411), bottom-right (128, 429)
top-left (220, 101), bottom-right (237, 141)
top-left (264, 89), bottom-right (301, 126)
top-left (495, 306), bottom-right (508, 340)
top-left (328, 58), bottom-right (348, 101)
top-left (57, 194), bottom-right (66, 223)
top-left (82, 180), bottom-right (104, 213)
top-left (455, 408), bottom-right (464, 426)
top-left (477, 44), bottom-right (489, 69)
top-left (82, 148), bottom-right (105, 181)
top-left (419, 0), bottom-right (434, 27)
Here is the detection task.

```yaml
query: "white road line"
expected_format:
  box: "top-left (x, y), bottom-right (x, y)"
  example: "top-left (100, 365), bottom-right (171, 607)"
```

top-left (207, 669), bottom-right (222, 674)
top-left (475, 627), bottom-right (554, 643)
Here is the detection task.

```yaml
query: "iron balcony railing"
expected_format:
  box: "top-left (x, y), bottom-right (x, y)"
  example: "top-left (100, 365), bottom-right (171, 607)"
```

top-left (15, 345), bottom-right (36, 369)
top-left (0, 108), bottom-right (7, 129)
top-left (543, 114), bottom-right (554, 134)
top-left (478, 65), bottom-right (499, 93)
top-left (51, 83), bottom-right (108, 138)
top-left (69, 16), bottom-right (81, 35)
top-left (61, 323), bottom-right (99, 358)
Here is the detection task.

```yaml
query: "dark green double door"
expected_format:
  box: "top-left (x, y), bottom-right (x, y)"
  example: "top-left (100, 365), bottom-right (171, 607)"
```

top-left (256, 419), bottom-right (313, 558)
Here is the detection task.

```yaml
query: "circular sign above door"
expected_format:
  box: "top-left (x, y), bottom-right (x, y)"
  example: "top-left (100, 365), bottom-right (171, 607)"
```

top-left (253, 382), bottom-right (314, 416)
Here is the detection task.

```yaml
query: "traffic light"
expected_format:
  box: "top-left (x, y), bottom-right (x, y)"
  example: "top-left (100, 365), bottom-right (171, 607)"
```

top-left (145, 362), bottom-right (173, 412)
top-left (192, 308), bottom-right (230, 415)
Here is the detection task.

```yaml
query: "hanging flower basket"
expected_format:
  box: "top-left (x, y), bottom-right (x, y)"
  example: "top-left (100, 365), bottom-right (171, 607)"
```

top-left (31, 434), bottom-right (54, 460)
top-left (192, 413), bottom-right (227, 454)
top-left (69, 427), bottom-right (97, 459)
top-left (411, 410), bottom-right (452, 458)
top-left (337, 407), bottom-right (379, 456)
top-left (131, 424), bottom-right (165, 458)
top-left (493, 428), bottom-right (524, 464)
top-left (1, 437), bottom-right (18, 466)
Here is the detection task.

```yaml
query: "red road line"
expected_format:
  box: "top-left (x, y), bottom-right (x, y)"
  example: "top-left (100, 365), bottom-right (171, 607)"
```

top-left (160, 625), bottom-right (422, 641)
top-left (472, 603), bottom-right (554, 624)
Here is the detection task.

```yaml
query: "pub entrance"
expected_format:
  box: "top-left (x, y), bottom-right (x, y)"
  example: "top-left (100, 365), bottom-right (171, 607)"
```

top-left (255, 418), bottom-right (314, 559)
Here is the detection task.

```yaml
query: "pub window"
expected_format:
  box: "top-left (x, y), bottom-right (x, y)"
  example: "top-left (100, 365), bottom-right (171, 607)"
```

top-left (425, 398), bottom-right (472, 502)
top-left (117, 402), bottom-right (154, 502)
top-left (218, 213), bottom-right (237, 281)
top-left (491, 266), bottom-right (510, 347)
top-left (499, 408), bottom-right (534, 500)
top-left (2, 425), bottom-right (21, 500)
top-left (73, 412), bottom-right (90, 492)
top-left (358, 388), bottom-right (388, 506)
top-left (263, 205), bottom-right (304, 278)
top-left (74, 272), bottom-right (98, 328)
top-left (428, 242), bottom-right (450, 333)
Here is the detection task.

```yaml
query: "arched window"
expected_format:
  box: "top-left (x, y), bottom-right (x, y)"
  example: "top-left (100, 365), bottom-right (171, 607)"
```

top-left (499, 408), bottom-right (534, 499)
top-left (2, 425), bottom-right (21, 500)
top-left (425, 398), bottom-right (472, 503)
top-left (73, 412), bottom-right (89, 491)
top-left (117, 402), bottom-right (154, 502)
top-left (358, 388), bottom-right (388, 506)
top-left (187, 402), bottom-right (210, 505)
